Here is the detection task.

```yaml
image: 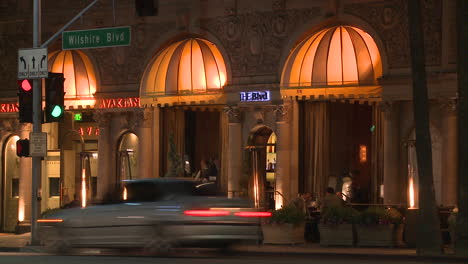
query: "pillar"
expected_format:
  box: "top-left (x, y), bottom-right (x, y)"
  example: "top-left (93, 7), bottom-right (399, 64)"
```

top-left (224, 106), bottom-right (242, 197)
top-left (136, 108), bottom-right (153, 179)
top-left (289, 100), bottom-right (300, 200)
top-left (94, 111), bottom-right (112, 201)
top-left (442, 100), bottom-right (458, 206)
top-left (18, 123), bottom-right (32, 224)
top-left (274, 104), bottom-right (292, 206)
top-left (382, 101), bottom-right (401, 205)
top-left (152, 107), bottom-right (161, 178)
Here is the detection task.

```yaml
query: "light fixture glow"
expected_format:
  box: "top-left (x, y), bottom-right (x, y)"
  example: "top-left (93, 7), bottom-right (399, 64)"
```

top-left (81, 169), bottom-right (87, 208)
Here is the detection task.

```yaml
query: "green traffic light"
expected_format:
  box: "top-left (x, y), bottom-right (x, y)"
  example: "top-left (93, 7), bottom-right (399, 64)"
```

top-left (51, 105), bottom-right (63, 118)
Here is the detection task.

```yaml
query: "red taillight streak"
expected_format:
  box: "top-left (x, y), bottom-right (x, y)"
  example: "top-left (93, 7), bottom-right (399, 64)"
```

top-left (184, 210), bottom-right (230, 217)
top-left (37, 219), bottom-right (63, 223)
top-left (234, 212), bottom-right (272, 218)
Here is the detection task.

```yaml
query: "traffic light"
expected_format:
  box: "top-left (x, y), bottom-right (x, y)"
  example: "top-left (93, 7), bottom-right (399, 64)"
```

top-left (45, 72), bottom-right (65, 122)
top-left (16, 139), bottom-right (30, 157)
top-left (18, 79), bottom-right (33, 123)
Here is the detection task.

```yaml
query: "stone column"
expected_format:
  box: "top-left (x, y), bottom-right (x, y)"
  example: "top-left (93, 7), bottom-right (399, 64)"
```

top-left (382, 102), bottom-right (401, 205)
top-left (94, 111), bottom-right (112, 201)
top-left (152, 107), bottom-right (161, 178)
top-left (136, 108), bottom-right (153, 179)
top-left (18, 123), bottom-right (32, 223)
top-left (274, 104), bottom-right (292, 206)
top-left (224, 106), bottom-right (242, 198)
top-left (289, 100), bottom-right (300, 200)
top-left (441, 100), bottom-right (458, 206)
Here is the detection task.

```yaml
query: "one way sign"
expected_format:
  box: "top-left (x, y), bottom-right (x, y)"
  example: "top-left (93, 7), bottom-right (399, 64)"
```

top-left (18, 48), bottom-right (48, 79)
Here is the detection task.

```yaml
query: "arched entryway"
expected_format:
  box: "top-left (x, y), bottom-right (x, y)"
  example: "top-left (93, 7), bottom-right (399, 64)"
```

top-left (60, 129), bottom-right (98, 208)
top-left (117, 132), bottom-right (139, 181)
top-left (246, 126), bottom-right (277, 209)
top-left (1, 135), bottom-right (20, 232)
top-left (281, 25), bottom-right (383, 203)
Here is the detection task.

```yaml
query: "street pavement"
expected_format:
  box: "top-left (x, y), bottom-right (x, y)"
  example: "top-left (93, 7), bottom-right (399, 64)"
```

top-left (0, 232), bottom-right (466, 262)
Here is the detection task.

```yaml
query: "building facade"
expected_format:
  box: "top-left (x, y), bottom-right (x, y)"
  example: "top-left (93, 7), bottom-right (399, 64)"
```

top-left (0, 0), bottom-right (458, 231)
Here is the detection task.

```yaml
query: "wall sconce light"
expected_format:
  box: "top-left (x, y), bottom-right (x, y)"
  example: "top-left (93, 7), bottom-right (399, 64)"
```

top-left (359, 145), bottom-right (367, 163)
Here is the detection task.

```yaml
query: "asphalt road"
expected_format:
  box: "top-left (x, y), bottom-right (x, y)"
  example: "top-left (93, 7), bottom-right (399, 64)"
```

top-left (0, 252), bottom-right (465, 264)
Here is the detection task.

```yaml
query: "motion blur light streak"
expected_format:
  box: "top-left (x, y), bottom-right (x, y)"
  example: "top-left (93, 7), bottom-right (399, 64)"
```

top-left (81, 168), bottom-right (86, 208)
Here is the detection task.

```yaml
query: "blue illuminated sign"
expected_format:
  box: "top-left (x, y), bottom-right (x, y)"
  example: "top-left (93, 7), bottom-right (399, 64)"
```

top-left (240, 91), bottom-right (271, 102)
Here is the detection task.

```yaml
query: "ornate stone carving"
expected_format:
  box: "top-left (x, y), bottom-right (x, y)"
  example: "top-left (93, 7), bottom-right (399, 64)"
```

top-left (224, 106), bottom-right (241, 123)
top-left (253, 110), bottom-right (265, 124)
top-left (0, 118), bottom-right (20, 133)
top-left (93, 111), bottom-right (112, 128)
top-left (201, 8), bottom-right (321, 77)
top-left (272, 0), bottom-right (286, 11)
top-left (223, 0), bottom-right (237, 16)
top-left (274, 104), bottom-right (289, 122)
top-left (93, 22), bottom-right (174, 85)
top-left (134, 108), bottom-right (153, 128)
top-left (344, 0), bottom-right (442, 68)
top-left (438, 98), bottom-right (458, 115)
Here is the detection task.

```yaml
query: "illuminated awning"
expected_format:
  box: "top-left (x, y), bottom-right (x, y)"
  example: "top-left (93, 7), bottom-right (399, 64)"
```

top-left (48, 50), bottom-right (97, 109)
top-left (140, 38), bottom-right (227, 107)
top-left (281, 26), bottom-right (382, 100)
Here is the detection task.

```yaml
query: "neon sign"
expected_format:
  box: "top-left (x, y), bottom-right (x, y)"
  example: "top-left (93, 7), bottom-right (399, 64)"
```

top-left (99, 97), bottom-right (140, 109)
top-left (77, 127), bottom-right (99, 136)
top-left (240, 91), bottom-right (270, 102)
top-left (0, 103), bottom-right (19, 112)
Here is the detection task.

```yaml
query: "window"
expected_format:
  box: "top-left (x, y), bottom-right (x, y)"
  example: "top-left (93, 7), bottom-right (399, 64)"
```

top-left (49, 177), bottom-right (60, 197)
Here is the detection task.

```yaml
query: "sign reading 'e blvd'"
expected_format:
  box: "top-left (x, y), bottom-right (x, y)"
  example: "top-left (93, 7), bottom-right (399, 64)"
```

top-left (62, 26), bottom-right (131, 50)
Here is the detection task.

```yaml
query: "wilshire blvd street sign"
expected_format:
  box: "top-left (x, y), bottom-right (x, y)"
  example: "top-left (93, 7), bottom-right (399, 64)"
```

top-left (62, 26), bottom-right (131, 50)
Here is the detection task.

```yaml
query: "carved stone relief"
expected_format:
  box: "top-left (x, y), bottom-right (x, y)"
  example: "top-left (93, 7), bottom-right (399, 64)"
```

top-left (224, 106), bottom-right (241, 123)
top-left (437, 98), bottom-right (457, 115)
top-left (273, 104), bottom-right (289, 122)
top-left (93, 111), bottom-right (112, 128)
top-left (344, 0), bottom-right (442, 68)
top-left (93, 22), bottom-right (174, 85)
top-left (201, 8), bottom-right (321, 77)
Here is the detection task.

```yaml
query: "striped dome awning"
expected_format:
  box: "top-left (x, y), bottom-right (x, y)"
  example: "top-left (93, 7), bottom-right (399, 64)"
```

top-left (140, 38), bottom-right (227, 107)
top-left (281, 26), bottom-right (382, 88)
top-left (48, 50), bottom-right (97, 108)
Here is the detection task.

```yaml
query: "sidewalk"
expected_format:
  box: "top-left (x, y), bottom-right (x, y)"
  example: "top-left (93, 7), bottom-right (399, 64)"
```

top-left (0, 232), bottom-right (466, 261)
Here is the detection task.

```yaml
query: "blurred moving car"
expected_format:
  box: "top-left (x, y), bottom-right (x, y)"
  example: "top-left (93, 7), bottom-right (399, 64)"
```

top-left (38, 178), bottom-right (270, 254)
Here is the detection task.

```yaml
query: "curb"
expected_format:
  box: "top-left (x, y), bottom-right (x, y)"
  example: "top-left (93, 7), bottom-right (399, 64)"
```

top-left (2, 245), bottom-right (467, 262)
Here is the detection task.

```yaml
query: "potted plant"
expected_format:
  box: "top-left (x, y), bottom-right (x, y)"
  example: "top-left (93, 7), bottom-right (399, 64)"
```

top-left (262, 204), bottom-right (307, 244)
top-left (355, 206), bottom-right (403, 247)
top-left (319, 206), bottom-right (359, 246)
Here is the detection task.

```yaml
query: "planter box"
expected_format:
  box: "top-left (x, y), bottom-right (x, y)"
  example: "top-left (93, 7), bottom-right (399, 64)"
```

top-left (262, 223), bottom-right (305, 244)
top-left (318, 223), bottom-right (354, 246)
top-left (356, 224), bottom-right (394, 247)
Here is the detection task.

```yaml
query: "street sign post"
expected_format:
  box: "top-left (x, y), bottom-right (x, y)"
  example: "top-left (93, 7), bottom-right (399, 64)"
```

top-left (29, 132), bottom-right (47, 157)
top-left (62, 26), bottom-right (131, 50)
top-left (17, 48), bottom-right (48, 79)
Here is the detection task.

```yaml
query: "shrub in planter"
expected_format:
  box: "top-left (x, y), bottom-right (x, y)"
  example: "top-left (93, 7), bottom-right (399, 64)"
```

top-left (262, 205), bottom-right (307, 244)
top-left (319, 206), bottom-right (359, 246)
top-left (355, 207), bottom-right (403, 247)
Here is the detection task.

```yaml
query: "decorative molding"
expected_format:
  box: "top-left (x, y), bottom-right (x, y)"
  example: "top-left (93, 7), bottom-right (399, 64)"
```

top-left (93, 111), bottom-right (112, 128)
top-left (0, 118), bottom-right (20, 133)
top-left (274, 104), bottom-right (289, 122)
top-left (344, 0), bottom-right (442, 68)
top-left (224, 106), bottom-right (241, 123)
top-left (253, 110), bottom-right (265, 124)
top-left (201, 8), bottom-right (321, 77)
top-left (134, 108), bottom-right (153, 128)
top-left (437, 98), bottom-right (457, 115)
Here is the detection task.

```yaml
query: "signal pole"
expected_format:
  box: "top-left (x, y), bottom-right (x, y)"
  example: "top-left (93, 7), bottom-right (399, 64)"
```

top-left (31, 0), bottom-right (42, 245)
